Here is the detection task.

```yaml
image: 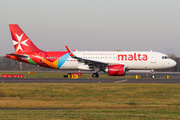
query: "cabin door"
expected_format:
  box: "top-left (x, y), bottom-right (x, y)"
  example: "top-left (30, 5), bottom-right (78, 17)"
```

top-left (151, 53), bottom-right (156, 63)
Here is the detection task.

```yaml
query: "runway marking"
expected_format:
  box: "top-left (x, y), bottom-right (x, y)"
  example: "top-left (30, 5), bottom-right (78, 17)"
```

top-left (114, 79), bottom-right (127, 83)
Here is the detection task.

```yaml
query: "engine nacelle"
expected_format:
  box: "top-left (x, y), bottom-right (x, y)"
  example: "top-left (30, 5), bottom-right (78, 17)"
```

top-left (107, 64), bottom-right (126, 76)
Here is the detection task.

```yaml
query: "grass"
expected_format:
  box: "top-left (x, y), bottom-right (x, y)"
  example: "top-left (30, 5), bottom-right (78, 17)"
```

top-left (0, 83), bottom-right (180, 119)
top-left (1, 109), bottom-right (179, 120)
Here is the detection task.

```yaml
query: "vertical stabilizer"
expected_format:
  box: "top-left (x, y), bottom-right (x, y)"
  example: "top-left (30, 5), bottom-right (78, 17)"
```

top-left (9, 24), bottom-right (41, 54)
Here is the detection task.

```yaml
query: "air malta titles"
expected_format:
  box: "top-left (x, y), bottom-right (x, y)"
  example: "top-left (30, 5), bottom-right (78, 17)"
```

top-left (118, 53), bottom-right (148, 61)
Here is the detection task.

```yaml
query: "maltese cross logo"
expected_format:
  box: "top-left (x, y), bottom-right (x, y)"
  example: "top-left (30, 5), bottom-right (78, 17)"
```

top-left (13, 33), bottom-right (29, 52)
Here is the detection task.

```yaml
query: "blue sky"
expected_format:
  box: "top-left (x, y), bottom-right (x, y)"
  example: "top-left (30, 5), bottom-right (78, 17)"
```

top-left (0, 0), bottom-right (180, 56)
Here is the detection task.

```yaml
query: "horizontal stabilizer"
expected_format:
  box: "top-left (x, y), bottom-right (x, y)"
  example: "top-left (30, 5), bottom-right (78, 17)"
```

top-left (8, 54), bottom-right (29, 58)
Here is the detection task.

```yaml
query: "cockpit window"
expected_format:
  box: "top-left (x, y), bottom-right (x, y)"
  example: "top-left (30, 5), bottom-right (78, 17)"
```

top-left (162, 56), bottom-right (169, 59)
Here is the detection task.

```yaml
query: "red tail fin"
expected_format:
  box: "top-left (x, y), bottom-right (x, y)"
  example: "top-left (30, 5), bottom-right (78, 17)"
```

top-left (9, 24), bottom-right (41, 54)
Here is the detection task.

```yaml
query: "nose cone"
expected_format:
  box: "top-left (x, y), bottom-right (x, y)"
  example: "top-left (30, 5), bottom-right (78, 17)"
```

top-left (170, 59), bottom-right (177, 67)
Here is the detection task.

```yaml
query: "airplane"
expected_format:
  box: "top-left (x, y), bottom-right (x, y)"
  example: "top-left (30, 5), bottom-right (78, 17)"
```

top-left (6, 24), bottom-right (177, 78)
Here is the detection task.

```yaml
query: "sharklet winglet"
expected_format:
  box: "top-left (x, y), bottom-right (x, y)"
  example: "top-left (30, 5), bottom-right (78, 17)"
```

top-left (65, 46), bottom-right (74, 57)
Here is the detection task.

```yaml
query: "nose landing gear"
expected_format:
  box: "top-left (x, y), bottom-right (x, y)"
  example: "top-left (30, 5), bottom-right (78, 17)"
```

top-left (151, 74), bottom-right (156, 78)
top-left (150, 70), bottom-right (156, 78)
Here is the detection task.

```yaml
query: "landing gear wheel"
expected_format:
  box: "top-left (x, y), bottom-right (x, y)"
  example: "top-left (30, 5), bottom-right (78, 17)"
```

top-left (92, 73), bottom-right (99, 78)
top-left (150, 70), bottom-right (155, 78)
top-left (151, 74), bottom-right (155, 78)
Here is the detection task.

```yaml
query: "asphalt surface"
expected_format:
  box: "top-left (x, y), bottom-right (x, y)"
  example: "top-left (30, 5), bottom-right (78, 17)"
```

top-left (0, 77), bottom-right (180, 83)
top-left (1, 72), bottom-right (180, 83)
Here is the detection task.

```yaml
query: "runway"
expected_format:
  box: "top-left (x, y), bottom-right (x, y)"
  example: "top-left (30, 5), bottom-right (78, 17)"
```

top-left (1, 78), bottom-right (180, 83)
top-left (1, 72), bottom-right (180, 83)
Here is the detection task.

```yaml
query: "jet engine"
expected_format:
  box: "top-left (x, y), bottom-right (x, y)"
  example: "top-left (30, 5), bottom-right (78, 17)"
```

top-left (106, 64), bottom-right (126, 76)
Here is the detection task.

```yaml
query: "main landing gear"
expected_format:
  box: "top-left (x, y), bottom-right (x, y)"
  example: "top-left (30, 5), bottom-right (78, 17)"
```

top-left (151, 70), bottom-right (156, 78)
top-left (92, 72), bottom-right (99, 78)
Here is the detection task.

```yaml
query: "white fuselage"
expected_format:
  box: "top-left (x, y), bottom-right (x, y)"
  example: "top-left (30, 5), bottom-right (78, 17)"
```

top-left (60, 51), bottom-right (176, 70)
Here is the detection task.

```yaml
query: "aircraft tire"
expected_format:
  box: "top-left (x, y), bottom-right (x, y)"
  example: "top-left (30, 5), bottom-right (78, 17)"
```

top-left (151, 74), bottom-right (155, 78)
top-left (92, 73), bottom-right (99, 78)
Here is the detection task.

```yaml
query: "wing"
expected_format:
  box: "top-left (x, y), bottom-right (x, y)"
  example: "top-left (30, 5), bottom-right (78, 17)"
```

top-left (65, 46), bottom-right (108, 70)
